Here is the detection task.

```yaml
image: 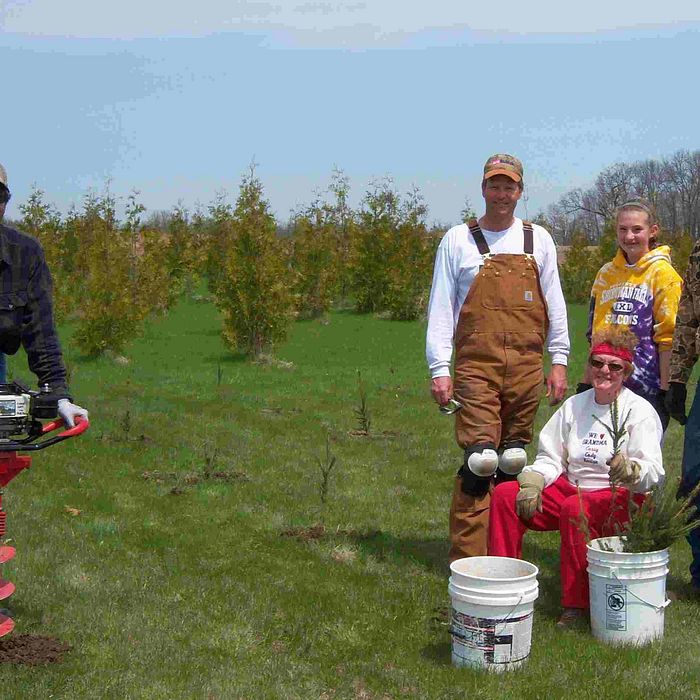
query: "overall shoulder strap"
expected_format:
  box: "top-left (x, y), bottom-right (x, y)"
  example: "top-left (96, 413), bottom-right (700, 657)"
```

top-left (522, 221), bottom-right (534, 255)
top-left (467, 218), bottom-right (490, 256)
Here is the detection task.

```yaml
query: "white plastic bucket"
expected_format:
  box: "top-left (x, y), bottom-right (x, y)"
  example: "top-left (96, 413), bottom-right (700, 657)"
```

top-left (449, 556), bottom-right (539, 671)
top-left (587, 536), bottom-right (670, 646)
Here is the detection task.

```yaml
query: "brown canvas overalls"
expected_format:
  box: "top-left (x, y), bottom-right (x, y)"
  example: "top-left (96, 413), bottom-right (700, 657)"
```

top-left (448, 219), bottom-right (548, 562)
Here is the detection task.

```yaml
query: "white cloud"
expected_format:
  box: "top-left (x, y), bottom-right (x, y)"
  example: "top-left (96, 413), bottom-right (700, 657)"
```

top-left (1, 0), bottom-right (698, 44)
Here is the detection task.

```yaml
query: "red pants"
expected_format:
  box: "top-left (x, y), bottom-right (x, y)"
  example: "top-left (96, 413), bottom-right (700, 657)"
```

top-left (488, 475), bottom-right (644, 609)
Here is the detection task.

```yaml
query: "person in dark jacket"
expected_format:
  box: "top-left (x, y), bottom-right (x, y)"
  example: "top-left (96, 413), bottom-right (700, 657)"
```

top-left (0, 163), bottom-right (87, 427)
top-left (666, 237), bottom-right (700, 592)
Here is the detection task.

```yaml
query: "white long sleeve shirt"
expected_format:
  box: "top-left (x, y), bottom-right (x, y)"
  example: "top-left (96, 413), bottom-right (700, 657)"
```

top-left (521, 387), bottom-right (664, 493)
top-left (425, 218), bottom-right (570, 379)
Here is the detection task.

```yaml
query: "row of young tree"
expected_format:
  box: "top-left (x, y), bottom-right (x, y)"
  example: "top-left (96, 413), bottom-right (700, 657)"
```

top-left (14, 168), bottom-right (437, 358)
top-left (13, 150), bottom-right (700, 358)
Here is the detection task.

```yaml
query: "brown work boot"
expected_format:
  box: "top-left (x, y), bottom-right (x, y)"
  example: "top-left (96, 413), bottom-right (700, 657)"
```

top-left (556, 608), bottom-right (588, 629)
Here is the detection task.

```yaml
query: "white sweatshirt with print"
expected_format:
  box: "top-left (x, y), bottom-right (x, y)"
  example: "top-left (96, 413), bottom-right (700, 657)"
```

top-left (521, 387), bottom-right (664, 493)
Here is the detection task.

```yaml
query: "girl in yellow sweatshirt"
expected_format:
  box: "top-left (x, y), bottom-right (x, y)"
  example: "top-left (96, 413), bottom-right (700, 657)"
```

top-left (585, 201), bottom-right (682, 429)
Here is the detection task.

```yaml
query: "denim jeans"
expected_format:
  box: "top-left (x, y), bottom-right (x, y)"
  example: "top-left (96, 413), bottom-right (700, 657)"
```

top-left (682, 385), bottom-right (700, 586)
top-left (0, 353), bottom-right (6, 382)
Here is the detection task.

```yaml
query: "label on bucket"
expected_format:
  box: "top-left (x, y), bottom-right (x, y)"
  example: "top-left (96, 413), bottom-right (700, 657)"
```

top-left (451, 609), bottom-right (533, 667)
top-left (604, 584), bottom-right (627, 631)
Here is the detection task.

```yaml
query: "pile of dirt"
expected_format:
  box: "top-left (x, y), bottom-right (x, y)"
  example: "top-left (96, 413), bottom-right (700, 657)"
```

top-left (0, 634), bottom-right (71, 665)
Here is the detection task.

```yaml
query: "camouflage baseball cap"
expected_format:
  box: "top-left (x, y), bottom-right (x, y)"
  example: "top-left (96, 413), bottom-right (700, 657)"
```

top-left (0, 163), bottom-right (6, 188)
top-left (483, 153), bottom-right (523, 183)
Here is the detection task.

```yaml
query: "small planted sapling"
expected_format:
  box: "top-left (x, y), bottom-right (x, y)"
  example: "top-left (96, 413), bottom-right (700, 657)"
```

top-left (316, 433), bottom-right (337, 505)
top-left (353, 370), bottom-right (371, 436)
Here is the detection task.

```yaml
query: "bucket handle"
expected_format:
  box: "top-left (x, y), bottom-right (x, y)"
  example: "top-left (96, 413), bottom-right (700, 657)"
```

top-left (610, 569), bottom-right (671, 613)
top-left (498, 593), bottom-right (526, 628)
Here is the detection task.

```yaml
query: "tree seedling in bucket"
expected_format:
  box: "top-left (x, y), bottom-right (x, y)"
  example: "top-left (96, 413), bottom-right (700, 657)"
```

top-left (575, 399), bottom-right (700, 553)
top-left (587, 396), bottom-right (700, 554)
top-left (612, 479), bottom-right (700, 553)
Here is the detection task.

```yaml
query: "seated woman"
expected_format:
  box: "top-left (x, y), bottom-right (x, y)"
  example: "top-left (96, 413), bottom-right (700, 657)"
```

top-left (488, 328), bottom-right (664, 627)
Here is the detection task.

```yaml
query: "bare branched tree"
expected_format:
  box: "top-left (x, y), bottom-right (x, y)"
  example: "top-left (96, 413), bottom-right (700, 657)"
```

top-left (540, 149), bottom-right (700, 243)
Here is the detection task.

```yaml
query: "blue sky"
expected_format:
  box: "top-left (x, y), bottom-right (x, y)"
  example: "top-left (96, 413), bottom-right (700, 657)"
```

top-left (1, 1), bottom-right (698, 225)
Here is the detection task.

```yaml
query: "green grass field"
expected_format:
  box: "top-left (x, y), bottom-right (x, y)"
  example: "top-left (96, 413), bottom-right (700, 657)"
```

top-left (2, 298), bottom-right (699, 699)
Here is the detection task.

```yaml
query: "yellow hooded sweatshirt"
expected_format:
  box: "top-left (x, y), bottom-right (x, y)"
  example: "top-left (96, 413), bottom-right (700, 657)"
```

top-left (588, 245), bottom-right (682, 398)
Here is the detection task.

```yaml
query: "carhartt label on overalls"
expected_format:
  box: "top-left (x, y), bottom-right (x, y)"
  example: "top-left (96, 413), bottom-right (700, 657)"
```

top-left (524, 291), bottom-right (533, 302)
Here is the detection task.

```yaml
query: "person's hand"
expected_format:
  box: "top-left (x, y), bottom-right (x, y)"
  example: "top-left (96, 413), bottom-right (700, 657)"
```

top-left (607, 453), bottom-right (641, 486)
top-left (515, 471), bottom-right (545, 520)
top-left (665, 382), bottom-right (687, 425)
top-left (546, 364), bottom-right (568, 406)
top-left (431, 376), bottom-right (453, 406)
top-left (57, 399), bottom-right (89, 428)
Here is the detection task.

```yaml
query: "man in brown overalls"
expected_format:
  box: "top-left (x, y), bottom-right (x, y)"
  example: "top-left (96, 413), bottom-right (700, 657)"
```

top-left (426, 154), bottom-right (569, 562)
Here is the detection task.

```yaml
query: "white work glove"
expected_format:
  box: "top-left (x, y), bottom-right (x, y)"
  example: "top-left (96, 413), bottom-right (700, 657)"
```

top-left (515, 471), bottom-right (545, 520)
top-left (57, 398), bottom-right (89, 428)
top-left (607, 453), bottom-right (641, 487)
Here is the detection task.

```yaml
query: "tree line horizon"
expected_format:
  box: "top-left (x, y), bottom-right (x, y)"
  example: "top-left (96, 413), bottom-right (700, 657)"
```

top-left (2, 149), bottom-right (697, 360)
top-left (8, 148), bottom-right (699, 244)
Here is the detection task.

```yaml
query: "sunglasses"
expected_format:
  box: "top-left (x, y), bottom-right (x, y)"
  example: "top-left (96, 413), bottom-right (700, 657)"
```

top-left (0, 187), bottom-right (10, 205)
top-left (589, 358), bottom-right (625, 373)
